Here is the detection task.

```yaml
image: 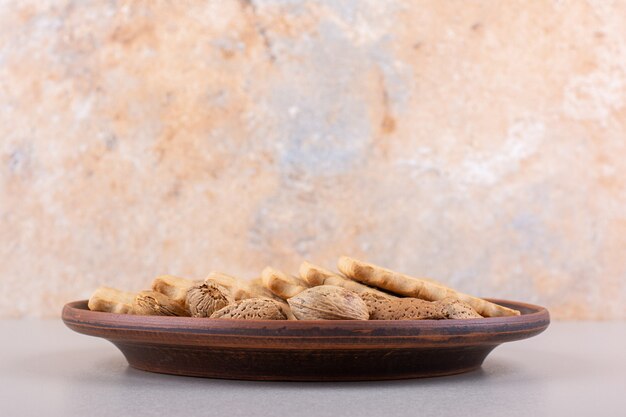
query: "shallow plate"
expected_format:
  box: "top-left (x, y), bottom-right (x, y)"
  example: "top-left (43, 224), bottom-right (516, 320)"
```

top-left (62, 299), bottom-right (549, 381)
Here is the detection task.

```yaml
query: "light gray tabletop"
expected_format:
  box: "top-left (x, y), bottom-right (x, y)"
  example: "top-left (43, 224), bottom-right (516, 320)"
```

top-left (0, 320), bottom-right (624, 417)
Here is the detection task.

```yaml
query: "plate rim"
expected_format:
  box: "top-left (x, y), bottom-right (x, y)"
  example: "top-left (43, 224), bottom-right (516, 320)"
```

top-left (63, 298), bottom-right (549, 342)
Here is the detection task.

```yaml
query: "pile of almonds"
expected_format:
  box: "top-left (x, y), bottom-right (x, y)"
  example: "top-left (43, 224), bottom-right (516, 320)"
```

top-left (88, 256), bottom-right (520, 320)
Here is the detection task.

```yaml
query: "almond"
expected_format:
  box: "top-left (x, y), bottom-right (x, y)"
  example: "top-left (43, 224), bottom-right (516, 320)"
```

top-left (360, 292), bottom-right (482, 320)
top-left (186, 281), bottom-right (234, 317)
top-left (210, 298), bottom-right (287, 320)
top-left (133, 290), bottom-right (189, 316)
top-left (287, 285), bottom-right (369, 320)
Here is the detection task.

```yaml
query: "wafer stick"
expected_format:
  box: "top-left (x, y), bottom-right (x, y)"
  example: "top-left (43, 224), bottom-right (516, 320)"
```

top-left (261, 267), bottom-right (308, 299)
top-left (88, 287), bottom-right (136, 314)
top-left (338, 256), bottom-right (520, 317)
top-left (299, 261), bottom-right (396, 299)
top-left (151, 275), bottom-right (199, 304)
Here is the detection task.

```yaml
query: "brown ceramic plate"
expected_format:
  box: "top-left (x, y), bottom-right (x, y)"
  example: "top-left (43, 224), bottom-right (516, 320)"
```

top-left (62, 299), bottom-right (549, 381)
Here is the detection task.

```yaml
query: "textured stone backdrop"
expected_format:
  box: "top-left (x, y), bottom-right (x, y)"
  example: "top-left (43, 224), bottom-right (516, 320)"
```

top-left (1, 0), bottom-right (625, 318)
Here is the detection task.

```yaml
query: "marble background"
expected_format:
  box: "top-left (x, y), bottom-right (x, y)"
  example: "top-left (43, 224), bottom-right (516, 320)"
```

top-left (1, 0), bottom-right (625, 319)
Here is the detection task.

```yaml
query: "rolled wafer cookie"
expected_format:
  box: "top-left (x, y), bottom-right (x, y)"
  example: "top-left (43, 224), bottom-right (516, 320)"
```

top-left (261, 267), bottom-right (309, 299)
top-left (338, 256), bottom-right (520, 317)
top-left (299, 261), bottom-right (396, 299)
top-left (151, 275), bottom-right (200, 304)
top-left (248, 277), bottom-right (275, 298)
top-left (88, 287), bottom-right (136, 314)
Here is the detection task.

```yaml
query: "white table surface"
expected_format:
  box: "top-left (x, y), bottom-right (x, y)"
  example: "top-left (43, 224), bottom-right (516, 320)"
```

top-left (0, 320), bottom-right (624, 417)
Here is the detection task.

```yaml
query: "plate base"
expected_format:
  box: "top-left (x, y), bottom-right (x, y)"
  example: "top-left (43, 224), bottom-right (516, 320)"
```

top-left (116, 342), bottom-right (494, 381)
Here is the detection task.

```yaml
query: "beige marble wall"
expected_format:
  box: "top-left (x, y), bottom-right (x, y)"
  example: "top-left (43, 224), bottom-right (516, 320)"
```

top-left (1, 0), bottom-right (625, 318)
